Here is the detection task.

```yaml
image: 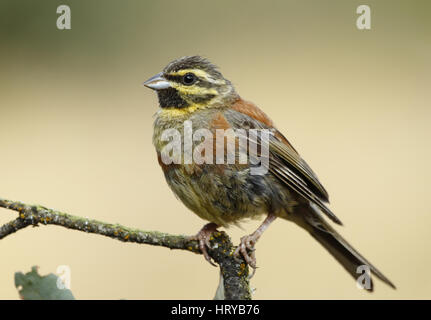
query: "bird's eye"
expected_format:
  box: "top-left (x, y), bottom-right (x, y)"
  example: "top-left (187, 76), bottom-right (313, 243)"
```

top-left (182, 73), bottom-right (196, 85)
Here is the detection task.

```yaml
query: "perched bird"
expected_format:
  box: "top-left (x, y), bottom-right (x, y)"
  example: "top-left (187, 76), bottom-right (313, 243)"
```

top-left (144, 56), bottom-right (395, 290)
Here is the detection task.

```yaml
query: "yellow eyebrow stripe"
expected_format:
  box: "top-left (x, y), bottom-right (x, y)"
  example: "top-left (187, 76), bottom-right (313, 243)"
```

top-left (169, 69), bottom-right (209, 78)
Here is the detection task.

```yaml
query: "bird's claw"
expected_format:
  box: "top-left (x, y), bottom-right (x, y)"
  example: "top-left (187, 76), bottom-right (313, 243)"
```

top-left (189, 223), bottom-right (219, 267)
top-left (234, 234), bottom-right (260, 278)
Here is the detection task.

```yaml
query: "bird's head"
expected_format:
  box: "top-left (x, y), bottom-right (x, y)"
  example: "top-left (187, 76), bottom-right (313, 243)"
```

top-left (143, 56), bottom-right (238, 111)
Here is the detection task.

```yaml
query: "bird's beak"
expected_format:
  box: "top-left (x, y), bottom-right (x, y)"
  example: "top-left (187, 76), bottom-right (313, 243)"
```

top-left (143, 72), bottom-right (171, 90)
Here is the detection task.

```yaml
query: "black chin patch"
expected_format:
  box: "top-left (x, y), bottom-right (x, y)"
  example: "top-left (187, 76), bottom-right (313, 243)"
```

top-left (157, 88), bottom-right (188, 109)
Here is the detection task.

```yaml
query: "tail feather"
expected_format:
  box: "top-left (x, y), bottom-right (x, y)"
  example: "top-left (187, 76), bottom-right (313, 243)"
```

top-left (297, 207), bottom-right (396, 291)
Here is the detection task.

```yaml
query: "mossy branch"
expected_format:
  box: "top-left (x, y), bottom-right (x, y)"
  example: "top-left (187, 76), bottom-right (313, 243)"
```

top-left (0, 197), bottom-right (251, 300)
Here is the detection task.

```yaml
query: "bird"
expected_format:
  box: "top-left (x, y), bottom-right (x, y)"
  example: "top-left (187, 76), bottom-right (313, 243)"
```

top-left (144, 55), bottom-right (395, 290)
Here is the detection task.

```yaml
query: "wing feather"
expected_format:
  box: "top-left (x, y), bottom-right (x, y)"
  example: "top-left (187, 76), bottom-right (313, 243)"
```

top-left (226, 100), bottom-right (342, 225)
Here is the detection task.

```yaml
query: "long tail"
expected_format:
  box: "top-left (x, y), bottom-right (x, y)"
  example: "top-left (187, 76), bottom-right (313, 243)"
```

top-left (293, 205), bottom-right (396, 291)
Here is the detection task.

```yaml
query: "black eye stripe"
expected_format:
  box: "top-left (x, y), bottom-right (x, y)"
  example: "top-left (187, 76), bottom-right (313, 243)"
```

top-left (164, 74), bottom-right (186, 82)
top-left (164, 74), bottom-right (214, 88)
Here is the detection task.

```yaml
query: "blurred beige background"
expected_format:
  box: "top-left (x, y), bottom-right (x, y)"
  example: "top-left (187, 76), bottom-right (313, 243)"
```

top-left (0, 0), bottom-right (430, 299)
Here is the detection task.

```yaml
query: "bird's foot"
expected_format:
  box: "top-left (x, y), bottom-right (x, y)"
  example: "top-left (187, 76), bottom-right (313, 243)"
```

top-left (188, 222), bottom-right (219, 267)
top-left (234, 233), bottom-right (259, 278)
top-left (233, 214), bottom-right (277, 278)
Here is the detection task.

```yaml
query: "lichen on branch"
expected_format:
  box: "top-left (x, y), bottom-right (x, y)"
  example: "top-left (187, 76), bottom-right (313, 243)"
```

top-left (0, 197), bottom-right (251, 300)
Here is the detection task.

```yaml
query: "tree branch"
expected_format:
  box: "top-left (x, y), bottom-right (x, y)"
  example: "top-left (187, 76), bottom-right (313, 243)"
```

top-left (0, 197), bottom-right (251, 300)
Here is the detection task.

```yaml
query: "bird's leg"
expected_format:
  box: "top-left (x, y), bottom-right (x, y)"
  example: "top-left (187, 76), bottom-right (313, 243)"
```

top-left (188, 222), bottom-right (219, 267)
top-left (234, 214), bottom-right (277, 277)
